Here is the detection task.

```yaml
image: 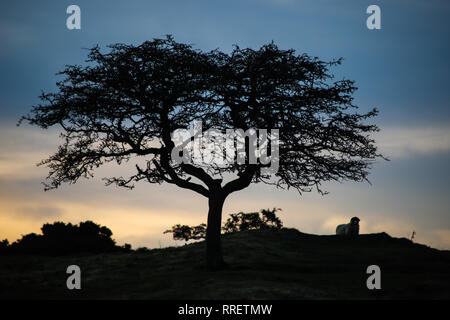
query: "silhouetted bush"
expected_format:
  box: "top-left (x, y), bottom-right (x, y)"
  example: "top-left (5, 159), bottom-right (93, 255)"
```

top-left (223, 208), bottom-right (283, 233)
top-left (165, 208), bottom-right (282, 242)
top-left (1, 221), bottom-right (125, 255)
top-left (122, 243), bottom-right (132, 251)
top-left (164, 223), bottom-right (206, 242)
top-left (0, 239), bottom-right (10, 254)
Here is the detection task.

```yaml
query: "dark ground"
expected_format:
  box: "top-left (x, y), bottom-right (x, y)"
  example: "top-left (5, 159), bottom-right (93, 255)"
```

top-left (1, 228), bottom-right (449, 299)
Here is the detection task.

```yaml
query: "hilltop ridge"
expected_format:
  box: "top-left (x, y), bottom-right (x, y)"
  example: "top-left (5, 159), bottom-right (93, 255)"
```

top-left (1, 228), bottom-right (449, 299)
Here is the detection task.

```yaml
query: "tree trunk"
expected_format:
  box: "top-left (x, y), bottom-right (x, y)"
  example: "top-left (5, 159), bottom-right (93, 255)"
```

top-left (206, 193), bottom-right (227, 271)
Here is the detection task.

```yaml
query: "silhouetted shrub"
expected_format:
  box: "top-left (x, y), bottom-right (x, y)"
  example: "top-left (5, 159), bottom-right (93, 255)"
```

top-left (0, 239), bottom-right (10, 254)
top-left (122, 243), bottom-right (132, 251)
top-left (164, 223), bottom-right (206, 242)
top-left (9, 233), bottom-right (46, 254)
top-left (260, 208), bottom-right (283, 229)
top-left (2, 221), bottom-right (120, 255)
top-left (223, 208), bottom-right (283, 233)
top-left (165, 208), bottom-right (282, 242)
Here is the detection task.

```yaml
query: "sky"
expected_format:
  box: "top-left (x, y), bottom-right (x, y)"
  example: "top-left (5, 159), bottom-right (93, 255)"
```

top-left (1, 0), bottom-right (449, 249)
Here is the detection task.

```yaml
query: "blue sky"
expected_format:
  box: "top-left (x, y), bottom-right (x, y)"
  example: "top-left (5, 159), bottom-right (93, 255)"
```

top-left (1, 0), bottom-right (449, 249)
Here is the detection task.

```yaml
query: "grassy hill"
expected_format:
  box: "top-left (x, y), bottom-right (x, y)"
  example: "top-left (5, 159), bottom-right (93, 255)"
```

top-left (1, 228), bottom-right (450, 299)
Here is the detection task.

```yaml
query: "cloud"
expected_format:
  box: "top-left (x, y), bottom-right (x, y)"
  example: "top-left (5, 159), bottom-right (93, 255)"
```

top-left (376, 125), bottom-right (450, 159)
top-left (0, 123), bottom-right (60, 179)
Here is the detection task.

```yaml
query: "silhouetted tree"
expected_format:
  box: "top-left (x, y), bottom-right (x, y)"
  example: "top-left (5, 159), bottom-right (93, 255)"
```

top-left (164, 223), bottom-right (207, 242)
top-left (260, 208), bottom-right (283, 229)
top-left (222, 208), bottom-right (282, 233)
top-left (21, 36), bottom-right (383, 270)
top-left (192, 223), bottom-right (207, 240)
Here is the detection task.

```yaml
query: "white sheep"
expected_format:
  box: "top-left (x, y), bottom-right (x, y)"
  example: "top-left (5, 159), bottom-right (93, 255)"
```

top-left (336, 217), bottom-right (360, 236)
